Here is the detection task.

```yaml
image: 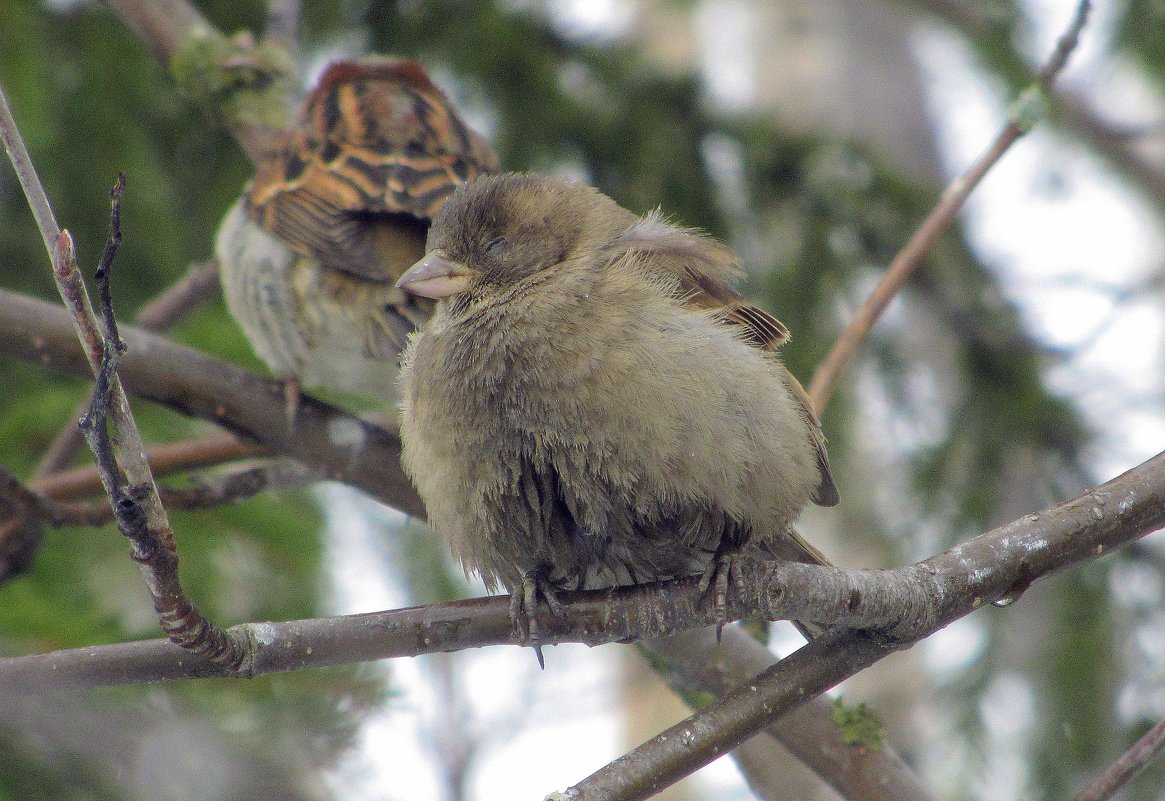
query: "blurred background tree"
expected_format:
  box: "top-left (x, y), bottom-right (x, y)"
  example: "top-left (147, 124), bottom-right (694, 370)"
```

top-left (0, 1), bottom-right (1162, 799)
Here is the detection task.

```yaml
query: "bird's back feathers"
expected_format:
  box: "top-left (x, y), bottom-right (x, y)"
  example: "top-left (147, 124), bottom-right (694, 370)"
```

top-left (247, 57), bottom-right (499, 283)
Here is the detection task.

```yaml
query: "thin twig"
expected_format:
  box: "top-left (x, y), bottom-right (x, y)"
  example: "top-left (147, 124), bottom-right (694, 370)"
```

top-left (33, 434), bottom-right (269, 501)
top-left (4, 462), bottom-right (299, 530)
top-left (1072, 718), bottom-right (1165, 801)
top-left (806, 0), bottom-right (1092, 413)
top-left (2, 92), bottom-right (248, 669)
top-left (0, 84), bottom-right (60, 252)
top-left (906, 0), bottom-right (1165, 215)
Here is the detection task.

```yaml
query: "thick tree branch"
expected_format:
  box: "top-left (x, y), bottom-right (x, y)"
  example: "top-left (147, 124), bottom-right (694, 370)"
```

top-left (646, 627), bottom-right (937, 801)
top-left (3, 450), bottom-right (1161, 692)
top-left (562, 448), bottom-right (1164, 800)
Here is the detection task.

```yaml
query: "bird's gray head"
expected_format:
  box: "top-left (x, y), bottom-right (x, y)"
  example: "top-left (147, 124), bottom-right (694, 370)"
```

top-left (395, 173), bottom-right (629, 299)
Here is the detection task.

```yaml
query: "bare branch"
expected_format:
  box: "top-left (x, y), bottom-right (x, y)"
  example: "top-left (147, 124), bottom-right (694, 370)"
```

top-left (2, 90), bottom-right (253, 657)
top-left (32, 434), bottom-right (267, 501)
top-left (0, 288), bottom-right (423, 516)
top-left (1072, 717), bottom-right (1165, 801)
top-left (57, 177), bottom-right (243, 668)
top-left (2, 449), bottom-right (1161, 692)
top-left (135, 259), bottom-right (221, 332)
top-left (647, 627), bottom-right (937, 801)
top-left (563, 445), bottom-right (1163, 800)
top-left (908, 0), bottom-right (1165, 218)
top-left (5, 462), bottom-right (304, 530)
top-left (0, 84), bottom-right (60, 253)
top-left (807, 0), bottom-right (1092, 412)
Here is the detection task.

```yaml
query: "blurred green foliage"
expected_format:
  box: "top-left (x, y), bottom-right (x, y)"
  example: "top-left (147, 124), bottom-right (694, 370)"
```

top-left (0, 1), bottom-right (1159, 799)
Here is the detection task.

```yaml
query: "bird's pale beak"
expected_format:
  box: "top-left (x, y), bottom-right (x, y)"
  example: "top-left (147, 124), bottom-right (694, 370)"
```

top-left (396, 252), bottom-right (477, 299)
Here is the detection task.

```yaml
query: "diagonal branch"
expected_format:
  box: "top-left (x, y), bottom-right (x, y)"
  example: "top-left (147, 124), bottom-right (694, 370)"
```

top-left (1072, 716), bottom-right (1165, 801)
top-left (908, 0), bottom-right (1165, 219)
top-left (645, 626), bottom-right (937, 801)
top-left (0, 85), bottom-right (60, 250)
top-left (807, 0), bottom-right (1092, 412)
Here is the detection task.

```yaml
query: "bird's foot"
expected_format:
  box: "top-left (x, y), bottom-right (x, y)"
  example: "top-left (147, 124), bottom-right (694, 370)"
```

top-left (697, 552), bottom-right (748, 642)
top-left (510, 570), bottom-right (564, 669)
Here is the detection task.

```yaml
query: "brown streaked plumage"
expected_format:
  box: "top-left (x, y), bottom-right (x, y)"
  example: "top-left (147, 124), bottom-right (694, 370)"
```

top-left (396, 173), bottom-right (838, 661)
top-left (216, 56), bottom-right (499, 401)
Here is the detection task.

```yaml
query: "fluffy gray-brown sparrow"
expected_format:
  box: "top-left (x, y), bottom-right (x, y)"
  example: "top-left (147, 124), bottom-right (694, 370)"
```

top-left (216, 57), bottom-right (498, 404)
top-left (396, 173), bottom-right (838, 662)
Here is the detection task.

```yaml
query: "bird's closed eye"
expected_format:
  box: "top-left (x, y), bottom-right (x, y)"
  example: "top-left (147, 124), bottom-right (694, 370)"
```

top-left (484, 236), bottom-right (506, 255)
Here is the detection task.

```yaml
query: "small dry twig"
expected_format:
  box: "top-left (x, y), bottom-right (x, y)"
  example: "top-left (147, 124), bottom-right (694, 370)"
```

top-left (70, 177), bottom-right (245, 668)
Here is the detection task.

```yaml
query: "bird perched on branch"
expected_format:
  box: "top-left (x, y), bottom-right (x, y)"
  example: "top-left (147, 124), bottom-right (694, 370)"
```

top-left (216, 57), bottom-right (498, 406)
top-left (396, 173), bottom-right (838, 664)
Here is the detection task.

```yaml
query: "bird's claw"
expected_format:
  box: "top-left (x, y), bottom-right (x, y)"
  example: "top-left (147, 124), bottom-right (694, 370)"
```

top-left (510, 571), bottom-right (564, 669)
top-left (698, 553), bottom-right (746, 641)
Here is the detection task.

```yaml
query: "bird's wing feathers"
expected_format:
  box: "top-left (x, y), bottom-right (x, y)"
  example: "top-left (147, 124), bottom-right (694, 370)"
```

top-left (247, 58), bottom-right (498, 282)
top-left (784, 372), bottom-right (840, 507)
top-left (606, 210), bottom-right (790, 350)
top-left (605, 210), bottom-right (839, 507)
